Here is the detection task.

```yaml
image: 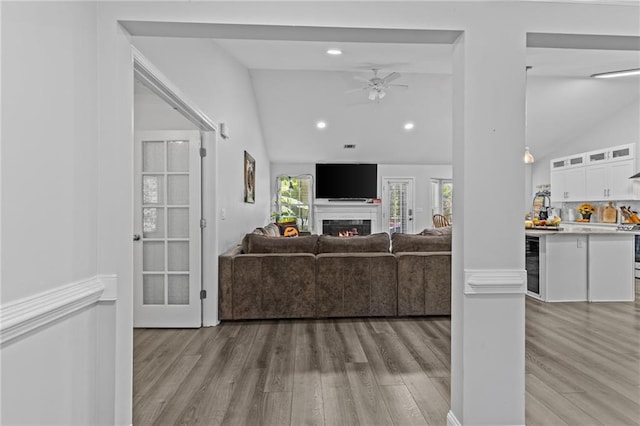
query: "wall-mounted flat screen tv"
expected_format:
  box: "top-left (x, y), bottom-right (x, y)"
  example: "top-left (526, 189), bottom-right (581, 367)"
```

top-left (315, 163), bottom-right (378, 199)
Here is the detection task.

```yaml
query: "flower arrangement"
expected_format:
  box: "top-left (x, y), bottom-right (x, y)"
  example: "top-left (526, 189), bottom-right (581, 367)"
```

top-left (577, 203), bottom-right (595, 215)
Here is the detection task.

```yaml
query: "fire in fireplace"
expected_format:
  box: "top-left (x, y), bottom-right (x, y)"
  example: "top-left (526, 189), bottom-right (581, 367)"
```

top-left (323, 219), bottom-right (371, 236)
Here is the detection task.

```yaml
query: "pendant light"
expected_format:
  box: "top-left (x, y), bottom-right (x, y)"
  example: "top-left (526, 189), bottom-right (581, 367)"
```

top-left (524, 146), bottom-right (535, 164)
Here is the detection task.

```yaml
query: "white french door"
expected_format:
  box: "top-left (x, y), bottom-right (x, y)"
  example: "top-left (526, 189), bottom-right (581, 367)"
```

top-left (133, 131), bottom-right (202, 328)
top-left (382, 178), bottom-right (414, 235)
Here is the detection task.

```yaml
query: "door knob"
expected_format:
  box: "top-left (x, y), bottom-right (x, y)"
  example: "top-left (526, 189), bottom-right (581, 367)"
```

top-left (133, 234), bottom-right (141, 241)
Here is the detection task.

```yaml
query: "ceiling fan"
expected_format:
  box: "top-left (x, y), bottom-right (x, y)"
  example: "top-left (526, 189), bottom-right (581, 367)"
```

top-left (347, 69), bottom-right (408, 101)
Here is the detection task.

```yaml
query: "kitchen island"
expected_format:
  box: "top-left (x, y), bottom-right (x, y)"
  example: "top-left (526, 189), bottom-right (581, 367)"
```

top-left (525, 227), bottom-right (635, 302)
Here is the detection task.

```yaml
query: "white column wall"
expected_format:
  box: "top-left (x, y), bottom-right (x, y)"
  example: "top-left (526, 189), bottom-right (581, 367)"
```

top-left (96, 8), bottom-right (135, 424)
top-left (451, 20), bottom-right (527, 425)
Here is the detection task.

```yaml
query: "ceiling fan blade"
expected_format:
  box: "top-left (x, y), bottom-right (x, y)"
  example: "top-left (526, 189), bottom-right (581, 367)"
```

top-left (388, 84), bottom-right (409, 89)
top-left (382, 72), bottom-right (401, 84)
top-left (354, 75), bottom-right (372, 84)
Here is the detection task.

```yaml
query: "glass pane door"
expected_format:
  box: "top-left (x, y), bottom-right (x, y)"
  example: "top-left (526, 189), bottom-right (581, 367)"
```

top-left (134, 131), bottom-right (201, 327)
top-left (383, 178), bottom-right (414, 235)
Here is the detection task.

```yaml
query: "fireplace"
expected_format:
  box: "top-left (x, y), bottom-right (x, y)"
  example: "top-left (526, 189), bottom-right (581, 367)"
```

top-left (323, 219), bottom-right (372, 236)
top-left (314, 201), bottom-right (380, 235)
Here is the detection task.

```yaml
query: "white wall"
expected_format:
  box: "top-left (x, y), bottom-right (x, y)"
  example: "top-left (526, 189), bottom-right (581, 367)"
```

top-left (131, 37), bottom-right (271, 253)
top-left (1, 2), bottom-right (106, 425)
top-left (1, 1), bottom-right (98, 303)
top-left (2, 308), bottom-right (98, 425)
top-left (271, 162), bottom-right (452, 233)
top-left (134, 84), bottom-right (197, 131)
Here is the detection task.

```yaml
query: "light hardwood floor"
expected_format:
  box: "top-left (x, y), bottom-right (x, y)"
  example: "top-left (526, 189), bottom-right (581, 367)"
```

top-left (133, 282), bottom-right (640, 425)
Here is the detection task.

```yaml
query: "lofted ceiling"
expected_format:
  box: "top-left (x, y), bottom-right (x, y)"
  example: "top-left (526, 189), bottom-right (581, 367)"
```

top-left (123, 20), bottom-right (640, 165)
top-left (214, 39), bottom-right (640, 164)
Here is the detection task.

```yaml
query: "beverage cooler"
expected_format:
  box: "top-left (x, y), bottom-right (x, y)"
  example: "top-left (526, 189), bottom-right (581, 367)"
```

top-left (525, 235), bottom-right (540, 298)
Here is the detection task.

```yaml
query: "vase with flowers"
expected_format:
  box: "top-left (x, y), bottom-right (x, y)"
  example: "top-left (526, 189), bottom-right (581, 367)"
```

top-left (577, 203), bottom-right (595, 222)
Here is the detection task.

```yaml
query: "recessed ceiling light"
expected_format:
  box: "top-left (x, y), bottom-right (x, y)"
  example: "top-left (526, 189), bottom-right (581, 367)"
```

top-left (326, 48), bottom-right (342, 56)
top-left (316, 121), bottom-right (327, 129)
top-left (404, 122), bottom-right (415, 131)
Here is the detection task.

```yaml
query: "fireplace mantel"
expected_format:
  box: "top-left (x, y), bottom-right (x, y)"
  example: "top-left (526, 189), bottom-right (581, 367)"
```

top-left (314, 201), bottom-right (381, 235)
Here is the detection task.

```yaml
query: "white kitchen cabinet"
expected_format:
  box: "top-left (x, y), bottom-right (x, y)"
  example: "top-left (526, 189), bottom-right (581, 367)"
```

top-left (542, 234), bottom-right (588, 301)
top-left (550, 167), bottom-right (586, 203)
top-left (551, 144), bottom-right (638, 202)
top-left (550, 153), bottom-right (586, 171)
top-left (586, 144), bottom-right (634, 165)
top-left (588, 234), bottom-right (635, 302)
top-left (585, 158), bottom-right (635, 201)
top-left (609, 160), bottom-right (636, 200)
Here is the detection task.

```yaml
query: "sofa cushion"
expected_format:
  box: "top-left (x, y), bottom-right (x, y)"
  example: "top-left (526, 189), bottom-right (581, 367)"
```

top-left (391, 232), bottom-right (451, 253)
top-left (317, 232), bottom-right (390, 253)
top-left (243, 233), bottom-right (318, 254)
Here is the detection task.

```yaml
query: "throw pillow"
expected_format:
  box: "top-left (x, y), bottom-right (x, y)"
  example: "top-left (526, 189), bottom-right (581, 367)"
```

top-left (263, 223), bottom-right (281, 237)
top-left (278, 223), bottom-right (299, 237)
top-left (419, 226), bottom-right (452, 236)
top-left (317, 232), bottom-right (390, 253)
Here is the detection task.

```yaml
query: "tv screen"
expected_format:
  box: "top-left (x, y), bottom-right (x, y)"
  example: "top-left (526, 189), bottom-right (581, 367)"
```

top-left (315, 163), bottom-right (378, 199)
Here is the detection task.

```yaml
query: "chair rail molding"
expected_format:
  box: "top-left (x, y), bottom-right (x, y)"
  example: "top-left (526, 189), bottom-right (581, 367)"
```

top-left (464, 269), bottom-right (527, 295)
top-left (0, 274), bottom-right (118, 345)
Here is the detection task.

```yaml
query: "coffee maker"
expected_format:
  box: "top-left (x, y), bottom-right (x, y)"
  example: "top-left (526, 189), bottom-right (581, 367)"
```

top-left (532, 190), bottom-right (551, 220)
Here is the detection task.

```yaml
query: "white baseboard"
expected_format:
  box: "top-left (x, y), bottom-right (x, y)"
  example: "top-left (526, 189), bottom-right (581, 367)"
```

top-left (447, 410), bottom-right (462, 426)
top-left (0, 274), bottom-right (117, 345)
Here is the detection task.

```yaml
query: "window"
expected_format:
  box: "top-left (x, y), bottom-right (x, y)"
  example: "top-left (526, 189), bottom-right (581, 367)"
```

top-left (275, 175), bottom-right (313, 231)
top-left (431, 179), bottom-right (453, 223)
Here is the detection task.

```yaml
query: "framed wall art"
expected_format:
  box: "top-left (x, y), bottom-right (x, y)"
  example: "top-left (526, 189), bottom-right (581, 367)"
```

top-left (244, 150), bottom-right (255, 203)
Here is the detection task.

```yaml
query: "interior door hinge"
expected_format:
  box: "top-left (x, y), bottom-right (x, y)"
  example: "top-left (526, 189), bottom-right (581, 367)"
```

top-left (199, 147), bottom-right (207, 157)
top-left (200, 218), bottom-right (207, 229)
top-left (200, 290), bottom-right (207, 299)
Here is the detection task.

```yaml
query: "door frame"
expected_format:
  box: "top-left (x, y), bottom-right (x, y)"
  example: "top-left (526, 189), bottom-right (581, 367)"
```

top-left (133, 47), bottom-right (219, 327)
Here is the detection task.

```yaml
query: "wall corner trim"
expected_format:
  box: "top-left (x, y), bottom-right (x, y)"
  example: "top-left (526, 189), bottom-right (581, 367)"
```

top-left (0, 275), bottom-right (113, 345)
top-left (447, 410), bottom-right (462, 426)
top-left (464, 269), bottom-right (527, 295)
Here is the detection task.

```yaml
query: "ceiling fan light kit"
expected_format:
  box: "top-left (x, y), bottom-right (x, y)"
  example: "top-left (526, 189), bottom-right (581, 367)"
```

top-left (350, 68), bottom-right (408, 102)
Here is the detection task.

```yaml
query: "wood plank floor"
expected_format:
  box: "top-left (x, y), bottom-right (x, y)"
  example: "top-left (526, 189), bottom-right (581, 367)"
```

top-left (133, 282), bottom-right (640, 425)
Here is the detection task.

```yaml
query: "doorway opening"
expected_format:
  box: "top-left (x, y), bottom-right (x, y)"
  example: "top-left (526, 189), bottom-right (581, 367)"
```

top-left (132, 49), bottom-right (218, 328)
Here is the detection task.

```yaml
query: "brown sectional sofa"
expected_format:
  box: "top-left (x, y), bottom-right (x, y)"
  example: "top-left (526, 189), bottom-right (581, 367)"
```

top-left (218, 228), bottom-right (451, 320)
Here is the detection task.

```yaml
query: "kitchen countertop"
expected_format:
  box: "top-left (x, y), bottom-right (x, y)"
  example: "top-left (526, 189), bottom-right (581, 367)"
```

top-left (525, 228), bottom-right (640, 236)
